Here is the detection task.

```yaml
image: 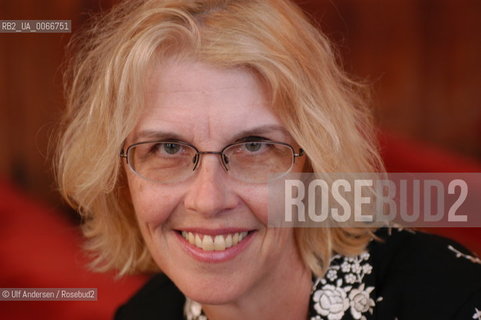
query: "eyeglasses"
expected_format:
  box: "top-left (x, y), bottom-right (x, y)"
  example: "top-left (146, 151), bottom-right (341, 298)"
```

top-left (120, 140), bottom-right (304, 184)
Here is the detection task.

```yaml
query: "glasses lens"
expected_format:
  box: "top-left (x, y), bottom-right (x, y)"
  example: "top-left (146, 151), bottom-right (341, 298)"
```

top-left (127, 142), bottom-right (196, 183)
top-left (224, 142), bottom-right (294, 183)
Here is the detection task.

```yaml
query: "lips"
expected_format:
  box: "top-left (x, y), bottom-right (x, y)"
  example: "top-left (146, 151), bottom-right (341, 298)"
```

top-left (180, 231), bottom-right (249, 251)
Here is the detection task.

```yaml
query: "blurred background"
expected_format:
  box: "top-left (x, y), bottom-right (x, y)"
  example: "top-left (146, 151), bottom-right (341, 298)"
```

top-left (0, 0), bottom-right (480, 319)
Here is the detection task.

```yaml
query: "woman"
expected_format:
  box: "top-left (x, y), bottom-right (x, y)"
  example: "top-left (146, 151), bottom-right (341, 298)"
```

top-left (56, 0), bottom-right (481, 319)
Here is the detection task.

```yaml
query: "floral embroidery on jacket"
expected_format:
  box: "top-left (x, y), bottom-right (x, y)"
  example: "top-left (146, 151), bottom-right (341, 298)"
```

top-left (312, 279), bottom-right (350, 319)
top-left (184, 298), bottom-right (206, 320)
top-left (448, 245), bottom-right (481, 265)
top-left (473, 308), bottom-right (481, 320)
top-left (310, 252), bottom-right (375, 320)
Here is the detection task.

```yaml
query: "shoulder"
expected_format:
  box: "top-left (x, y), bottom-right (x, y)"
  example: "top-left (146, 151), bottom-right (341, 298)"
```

top-left (369, 227), bottom-right (481, 319)
top-left (115, 273), bottom-right (185, 320)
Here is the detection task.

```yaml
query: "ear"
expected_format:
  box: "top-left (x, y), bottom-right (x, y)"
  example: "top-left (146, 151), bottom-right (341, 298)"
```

top-left (117, 164), bottom-right (134, 205)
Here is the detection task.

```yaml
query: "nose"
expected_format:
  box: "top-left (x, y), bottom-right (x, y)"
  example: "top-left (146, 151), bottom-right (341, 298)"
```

top-left (184, 154), bottom-right (238, 217)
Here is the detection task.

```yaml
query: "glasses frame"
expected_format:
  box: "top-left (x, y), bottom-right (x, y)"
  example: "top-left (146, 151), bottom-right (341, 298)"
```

top-left (120, 140), bottom-right (305, 183)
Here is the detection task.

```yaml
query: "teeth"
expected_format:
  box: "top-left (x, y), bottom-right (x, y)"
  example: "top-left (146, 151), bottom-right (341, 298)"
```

top-left (225, 234), bottom-right (233, 248)
top-left (214, 235), bottom-right (225, 251)
top-left (195, 234), bottom-right (202, 248)
top-left (181, 231), bottom-right (250, 251)
top-left (202, 235), bottom-right (214, 251)
top-left (233, 233), bottom-right (239, 245)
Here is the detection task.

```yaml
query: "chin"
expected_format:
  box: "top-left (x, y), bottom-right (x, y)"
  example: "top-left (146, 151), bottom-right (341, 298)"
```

top-left (176, 275), bottom-right (248, 305)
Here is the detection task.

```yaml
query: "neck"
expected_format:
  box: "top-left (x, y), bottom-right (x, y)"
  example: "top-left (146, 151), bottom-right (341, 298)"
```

top-left (201, 254), bottom-right (312, 320)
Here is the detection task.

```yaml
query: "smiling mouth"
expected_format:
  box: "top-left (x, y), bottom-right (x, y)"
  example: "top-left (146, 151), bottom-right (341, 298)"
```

top-left (178, 231), bottom-right (253, 251)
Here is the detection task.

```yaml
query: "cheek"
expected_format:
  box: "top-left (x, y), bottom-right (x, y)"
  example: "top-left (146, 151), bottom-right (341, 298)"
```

top-left (240, 185), bottom-right (270, 225)
top-left (127, 174), bottom-right (178, 227)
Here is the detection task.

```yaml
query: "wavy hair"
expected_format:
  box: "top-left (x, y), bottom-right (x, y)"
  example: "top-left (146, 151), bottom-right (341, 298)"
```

top-left (56, 0), bottom-right (383, 277)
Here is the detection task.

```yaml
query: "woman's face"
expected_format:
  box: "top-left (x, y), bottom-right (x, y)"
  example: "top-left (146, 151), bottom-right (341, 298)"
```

top-left (125, 59), bottom-right (306, 304)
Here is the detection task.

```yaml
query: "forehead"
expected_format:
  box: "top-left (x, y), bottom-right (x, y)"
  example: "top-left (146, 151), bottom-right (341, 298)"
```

top-left (149, 58), bottom-right (262, 95)
top-left (131, 59), bottom-right (290, 145)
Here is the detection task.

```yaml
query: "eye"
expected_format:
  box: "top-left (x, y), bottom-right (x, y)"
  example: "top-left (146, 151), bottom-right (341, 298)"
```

top-left (162, 143), bottom-right (181, 155)
top-left (244, 141), bottom-right (265, 152)
top-left (148, 142), bottom-right (183, 156)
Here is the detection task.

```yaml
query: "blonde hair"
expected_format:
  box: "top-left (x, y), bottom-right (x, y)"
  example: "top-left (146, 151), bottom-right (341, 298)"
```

top-left (56, 0), bottom-right (383, 277)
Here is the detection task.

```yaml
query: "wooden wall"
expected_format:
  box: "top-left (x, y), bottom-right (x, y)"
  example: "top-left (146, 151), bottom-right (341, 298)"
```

top-left (1, 0), bottom-right (480, 205)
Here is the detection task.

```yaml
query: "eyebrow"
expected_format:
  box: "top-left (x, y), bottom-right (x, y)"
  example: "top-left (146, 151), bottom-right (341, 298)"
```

top-left (133, 130), bottom-right (185, 142)
top-left (230, 125), bottom-right (290, 142)
top-left (133, 125), bottom-right (291, 144)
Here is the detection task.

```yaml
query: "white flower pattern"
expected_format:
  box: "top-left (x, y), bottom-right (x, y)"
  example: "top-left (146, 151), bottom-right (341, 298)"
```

top-left (348, 284), bottom-right (375, 320)
top-left (341, 261), bottom-right (351, 273)
top-left (474, 308), bottom-right (481, 320)
top-left (184, 299), bottom-right (207, 320)
top-left (310, 251), bottom-right (375, 320)
top-left (448, 245), bottom-right (481, 265)
top-left (326, 269), bottom-right (338, 281)
top-left (312, 279), bottom-right (351, 320)
top-left (345, 274), bottom-right (356, 284)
